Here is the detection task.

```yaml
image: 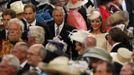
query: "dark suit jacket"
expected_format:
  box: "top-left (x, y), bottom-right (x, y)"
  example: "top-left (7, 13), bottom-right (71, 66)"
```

top-left (47, 21), bottom-right (78, 59)
top-left (125, 0), bottom-right (134, 28)
top-left (17, 63), bottom-right (30, 75)
top-left (21, 19), bottom-right (52, 45)
top-left (0, 29), bottom-right (6, 40)
top-left (111, 42), bottom-right (133, 52)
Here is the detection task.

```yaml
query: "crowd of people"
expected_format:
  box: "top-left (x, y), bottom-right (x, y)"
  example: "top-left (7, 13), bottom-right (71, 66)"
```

top-left (0, 0), bottom-right (134, 75)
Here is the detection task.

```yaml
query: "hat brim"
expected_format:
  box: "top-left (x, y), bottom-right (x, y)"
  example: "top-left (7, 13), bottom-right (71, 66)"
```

top-left (39, 64), bottom-right (80, 75)
top-left (66, 0), bottom-right (88, 9)
top-left (83, 53), bottom-right (110, 62)
top-left (110, 53), bottom-right (124, 65)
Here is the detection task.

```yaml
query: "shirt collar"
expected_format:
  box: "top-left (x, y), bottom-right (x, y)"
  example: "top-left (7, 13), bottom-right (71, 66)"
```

top-left (112, 42), bottom-right (121, 49)
top-left (30, 66), bottom-right (42, 74)
top-left (54, 21), bottom-right (64, 33)
top-left (27, 19), bottom-right (36, 26)
top-left (20, 60), bottom-right (28, 68)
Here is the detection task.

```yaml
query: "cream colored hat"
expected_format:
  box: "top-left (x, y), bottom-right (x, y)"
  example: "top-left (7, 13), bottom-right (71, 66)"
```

top-left (110, 48), bottom-right (132, 65)
top-left (87, 10), bottom-right (101, 20)
top-left (66, 0), bottom-right (88, 9)
top-left (83, 47), bottom-right (112, 62)
top-left (87, 6), bottom-right (101, 20)
top-left (10, 1), bottom-right (24, 14)
top-left (69, 29), bottom-right (90, 43)
top-left (38, 56), bottom-right (81, 75)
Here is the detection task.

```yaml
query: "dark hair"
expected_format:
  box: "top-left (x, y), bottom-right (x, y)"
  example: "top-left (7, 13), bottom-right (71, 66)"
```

top-left (109, 27), bottom-right (130, 44)
top-left (2, 9), bottom-right (16, 18)
top-left (99, 0), bottom-right (113, 5)
top-left (108, 27), bottom-right (133, 50)
top-left (24, 3), bottom-right (36, 12)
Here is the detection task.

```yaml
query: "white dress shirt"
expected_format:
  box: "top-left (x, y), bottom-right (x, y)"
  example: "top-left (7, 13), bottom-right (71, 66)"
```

top-left (30, 66), bottom-right (42, 74)
top-left (54, 22), bottom-right (64, 36)
top-left (26, 19), bottom-right (36, 28)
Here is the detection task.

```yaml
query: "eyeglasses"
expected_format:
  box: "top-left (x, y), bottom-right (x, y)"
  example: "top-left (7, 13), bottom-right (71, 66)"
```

top-left (27, 52), bottom-right (39, 57)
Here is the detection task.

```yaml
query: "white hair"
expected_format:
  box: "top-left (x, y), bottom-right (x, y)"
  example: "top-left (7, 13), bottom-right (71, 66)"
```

top-left (8, 18), bottom-right (24, 32)
top-left (2, 54), bottom-right (20, 69)
top-left (29, 44), bottom-right (47, 59)
top-left (14, 42), bottom-right (28, 52)
top-left (28, 26), bottom-right (45, 44)
top-left (52, 6), bottom-right (65, 16)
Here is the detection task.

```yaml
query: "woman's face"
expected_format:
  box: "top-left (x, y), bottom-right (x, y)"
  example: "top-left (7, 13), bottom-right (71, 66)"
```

top-left (90, 18), bottom-right (102, 31)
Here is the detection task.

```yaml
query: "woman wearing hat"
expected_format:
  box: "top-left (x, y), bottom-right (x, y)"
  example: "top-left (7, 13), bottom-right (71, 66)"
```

top-left (87, 8), bottom-right (111, 52)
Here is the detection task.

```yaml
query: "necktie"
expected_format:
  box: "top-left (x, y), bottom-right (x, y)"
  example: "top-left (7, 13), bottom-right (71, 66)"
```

top-left (56, 26), bottom-right (60, 36)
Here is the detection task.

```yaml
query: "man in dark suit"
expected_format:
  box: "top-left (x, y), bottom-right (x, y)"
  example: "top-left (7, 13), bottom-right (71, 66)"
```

top-left (0, 9), bottom-right (16, 40)
top-left (47, 6), bottom-right (78, 59)
top-left (105, 27), bottom-right (133, 52)
top-left (12, 42), bottom-right (30, 75)
top-left (23, 4), bottom-right (52, 45)
top-left (27, 44), bottom-right (47, 75)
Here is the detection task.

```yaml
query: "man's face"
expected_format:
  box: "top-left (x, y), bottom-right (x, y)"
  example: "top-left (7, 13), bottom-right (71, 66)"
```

top-left (8, 23), bottom-right (22, 42)
top-left (27, 46), bottom-right (41, 67)
top-left (12, 46), bottom-right (26, 62)
top-left (53, 10), bottom-right (64, 26)
top-left (95, 62), bottom-right (111, 75)
top-left (2, 15), bottom-right (11, 28)
top-left (24, 7), bottom-right (36, 24)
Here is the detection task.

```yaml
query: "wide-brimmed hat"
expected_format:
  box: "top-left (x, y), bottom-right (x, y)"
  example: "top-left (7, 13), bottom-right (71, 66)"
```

top-left (38, 56), bottom-right (81, 75)
top-left (83, 47), bottom-right (112, 62)
top-left (69, 29), bottom-right (90, 43)
top-left (10, 1), bottom-right (25, 14)
top-left (46, 37), bottom-right (67, 55)
top-left (66, 0), bottom-right (88, 9)
top-left (110, 48), bottom-right (132, 65)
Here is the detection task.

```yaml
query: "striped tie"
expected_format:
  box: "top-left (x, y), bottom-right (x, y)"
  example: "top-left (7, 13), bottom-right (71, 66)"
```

top-left (56, 27), bottom-right (59, 36)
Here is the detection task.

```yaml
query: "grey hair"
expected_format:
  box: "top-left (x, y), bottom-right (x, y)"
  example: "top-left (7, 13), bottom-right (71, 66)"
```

top-left (8, 18), bottom-right (24, 32)
top-left (28, 26), bottom-right (45, 44)
top-left (52, 6), bottom-right (65, 16)
top-left (14, 42), bottom-right (28, 52)
top-left (31, 44), bottom-right (47, 59)
top-left (2, 54), bottom-right (20, 69)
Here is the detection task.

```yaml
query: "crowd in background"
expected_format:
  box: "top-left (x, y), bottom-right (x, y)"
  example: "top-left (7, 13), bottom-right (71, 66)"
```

top-left (0, 0), bottom-right (134, 75)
